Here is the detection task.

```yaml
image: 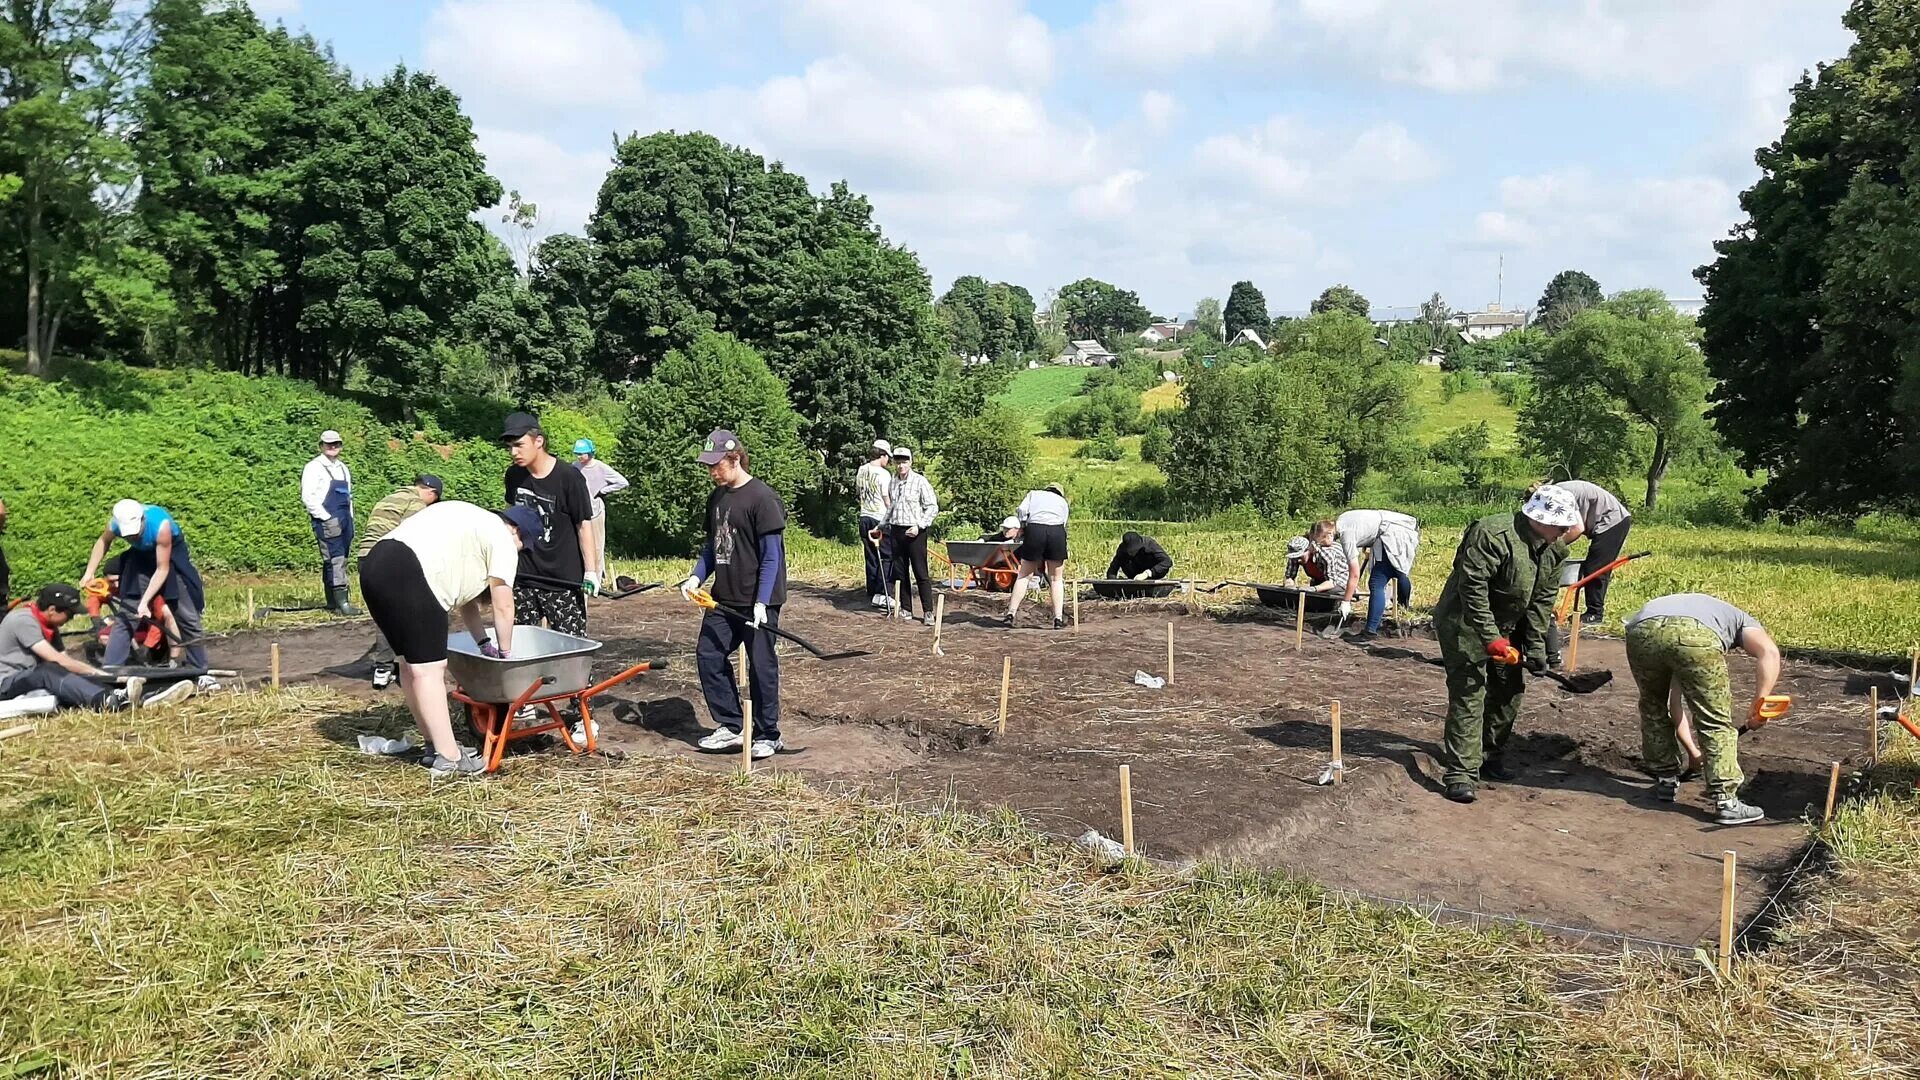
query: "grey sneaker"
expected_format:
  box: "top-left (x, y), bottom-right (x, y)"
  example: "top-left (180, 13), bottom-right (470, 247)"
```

top-left (923, 612), bottom-right (938, 627)
top-left (1652, 776), bottom-right (1679, 802)
top-left (1715, 797), bottom-right (1764, 825)
top-left (141, 680), bottom-right (197, 709)
top-left (426, 751), bottom-right (486, 778)
top-left (750, 738), bottom-right (783, 760)
top-left (101, 689), bottom-right (130, 713)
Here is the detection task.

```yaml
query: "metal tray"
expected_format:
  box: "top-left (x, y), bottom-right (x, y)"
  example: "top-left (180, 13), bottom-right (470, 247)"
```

top-left (944, 539), bottom-right (1017, 566)
top-left (1087, 579), bottom-right (1182, 600)
top-left (447, 625), bottom-right (602, 702)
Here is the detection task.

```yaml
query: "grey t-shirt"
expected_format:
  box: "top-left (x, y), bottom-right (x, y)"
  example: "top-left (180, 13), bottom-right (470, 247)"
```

top-left (1559, 480), bottom-right (1630, 534)
top-left (0, 606), bottom-right (49, 682)
top-left (1625, 594), bottom-right (1760, 651)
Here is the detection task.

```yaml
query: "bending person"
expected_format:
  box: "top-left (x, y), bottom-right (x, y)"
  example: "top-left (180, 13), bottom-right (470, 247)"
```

top-left (1551, 478), bottom-right (1633, 624)
top-left (358, 501), bottom-right (536, 777)
top-left (1330, 508), bottom-right (1420, 643)
top-left (1004, 483), bottom-right (1069, 629)
top-left (81, 500), bottom-right (208, 670)
top-left (1107, 531), bottom-right (1172, 582)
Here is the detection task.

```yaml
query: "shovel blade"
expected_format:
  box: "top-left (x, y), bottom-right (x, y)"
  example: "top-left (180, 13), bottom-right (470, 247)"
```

top-left (1551, 669), bottom-right (1613, 694)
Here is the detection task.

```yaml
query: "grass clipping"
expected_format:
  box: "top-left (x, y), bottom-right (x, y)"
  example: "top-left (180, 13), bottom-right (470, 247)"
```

top-left (0, 690), bottom-right (1914, 1078)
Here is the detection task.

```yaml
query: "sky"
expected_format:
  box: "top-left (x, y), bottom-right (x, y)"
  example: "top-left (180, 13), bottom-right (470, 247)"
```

top-left (247, 0), bottom-right (1855, 319)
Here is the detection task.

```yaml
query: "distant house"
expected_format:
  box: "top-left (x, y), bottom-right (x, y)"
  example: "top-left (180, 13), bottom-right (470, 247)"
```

top-left (1052, 339), bottom-right (1116, 366)
top-left (1230, 327), bottom-right (1267, 350)
top-left (1138, 322), bottom-right (1183, 344)
top-left (1453, 303), bottom-right (1528, 342)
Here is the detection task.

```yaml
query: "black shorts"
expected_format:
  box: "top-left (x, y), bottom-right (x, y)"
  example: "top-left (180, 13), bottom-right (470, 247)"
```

top-left (359, 540), bottom-right (449, 665)
top-left (1017, 522), bottom-right (1068, 564)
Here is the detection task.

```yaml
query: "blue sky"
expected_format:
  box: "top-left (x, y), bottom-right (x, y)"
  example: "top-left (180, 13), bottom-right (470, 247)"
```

top-left (250, 0), bottom-right (1854, 318)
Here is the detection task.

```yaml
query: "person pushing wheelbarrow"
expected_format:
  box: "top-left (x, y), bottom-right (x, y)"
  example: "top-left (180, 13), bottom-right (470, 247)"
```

top-left (1431, 484), bottom-right (1579, 803)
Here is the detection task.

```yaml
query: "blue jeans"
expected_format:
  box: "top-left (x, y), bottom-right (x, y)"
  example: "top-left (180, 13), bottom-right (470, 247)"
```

top-left (695, 606), bottom-right (782, 742)
top-left (1367, 554), bottom-right (1412, 633)
top-left (0, 664), bottom-right (108, 710)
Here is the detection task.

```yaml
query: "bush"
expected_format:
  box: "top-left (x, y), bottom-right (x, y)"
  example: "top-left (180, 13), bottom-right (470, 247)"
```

top-left (1163, 361), bottom-right (1340, 516)
top-left (1074, 429), bottom-right (1125, 460)
top-left (609, 333), bottom-right (813, 555)
top-left (1430, 421), bottom-right (1499, 490)
top-left (933, 403), bottom-right (1034, 531)
top-left (1490, 373), bottom-right (1532, 410)
top-left (0, 360), bottom-right (514, 589)
top-left (1139, 417), bottom-right (1174, 465)
top-left (1439, 369), bottom-right (1481, 402)
top-left (1043, 382), bottom-right (1143, 438)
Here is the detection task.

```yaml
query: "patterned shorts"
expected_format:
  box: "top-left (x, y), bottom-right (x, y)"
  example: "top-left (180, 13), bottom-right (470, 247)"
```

top-left (512, 585), bottom-right (587, 636)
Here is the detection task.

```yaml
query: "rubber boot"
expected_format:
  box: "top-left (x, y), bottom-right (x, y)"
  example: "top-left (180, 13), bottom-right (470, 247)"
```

top-left (328, 584), bottom-right (361, 617)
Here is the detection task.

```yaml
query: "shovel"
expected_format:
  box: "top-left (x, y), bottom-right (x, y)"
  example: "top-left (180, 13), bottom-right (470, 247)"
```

top-left (1421, 655), bottom-right (1613, 694)
top-left (687, 589), bottom-right (872, 661)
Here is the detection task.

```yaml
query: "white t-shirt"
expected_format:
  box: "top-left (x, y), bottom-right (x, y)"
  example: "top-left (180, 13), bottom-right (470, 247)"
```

top-left (384, 501), bottom-right (519, 610)
top-left (1016, 489), bottom-right (1070, 526)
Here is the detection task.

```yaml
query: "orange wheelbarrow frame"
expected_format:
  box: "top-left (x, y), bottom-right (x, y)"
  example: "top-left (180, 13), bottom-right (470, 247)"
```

top-left (451, 660), bottom-right (664, 773)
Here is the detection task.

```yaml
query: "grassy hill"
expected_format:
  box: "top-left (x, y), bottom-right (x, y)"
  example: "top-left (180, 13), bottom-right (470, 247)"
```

top-left (991, 366), bottom-right (1090, 434)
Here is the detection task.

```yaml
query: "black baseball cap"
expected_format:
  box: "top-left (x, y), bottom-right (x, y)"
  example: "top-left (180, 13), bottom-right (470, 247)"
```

top-left (697, 429), bottom-right (740, 465)
top-left (415, 473), bottom-right (444, 495)
top-left (37, 583), bottom-right (83, 614)
top-left (500, 411), bottom-right (541, 441)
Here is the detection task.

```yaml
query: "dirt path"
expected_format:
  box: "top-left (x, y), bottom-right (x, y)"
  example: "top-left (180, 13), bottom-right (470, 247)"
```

top-left (213, 586), bottom-right (1887, 947)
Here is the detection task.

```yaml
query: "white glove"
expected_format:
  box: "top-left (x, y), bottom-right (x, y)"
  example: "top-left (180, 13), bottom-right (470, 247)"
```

top-left (752, 602), bottom-right (768, 628)
top-left (1337, 600), bottom-right (1353, 620)
top-left (583, 570), bottom-right (602, 596)
top-left (678, 574), bottom-right (701, 600)
top-left (1133, 570), bottom-right (1152, 581)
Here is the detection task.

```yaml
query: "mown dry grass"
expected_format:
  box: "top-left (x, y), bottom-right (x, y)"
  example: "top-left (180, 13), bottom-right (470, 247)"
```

top-left (2, 690), bottom-right (1916, 1077)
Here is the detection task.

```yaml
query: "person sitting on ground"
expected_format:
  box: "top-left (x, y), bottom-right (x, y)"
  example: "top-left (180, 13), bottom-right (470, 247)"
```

top-left (980, 516), bottom-right (1021, 543)
top-left (1623, 593), bottom-right (1779, 825)
top-left (80, 500), bottom-right (208, 671)
top-left (1004, 482), bottom-right (1070, 629)
top-left (0, 584), bottom-right (192, 712)
top-left (1106, 531), bottom-right (1172, 582)
top-left (358, 500), bottom-right (537, 777)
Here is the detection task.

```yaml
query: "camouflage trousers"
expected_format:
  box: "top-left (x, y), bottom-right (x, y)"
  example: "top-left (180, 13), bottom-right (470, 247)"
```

top-left (1625, 616), bottom-right (1742, 798)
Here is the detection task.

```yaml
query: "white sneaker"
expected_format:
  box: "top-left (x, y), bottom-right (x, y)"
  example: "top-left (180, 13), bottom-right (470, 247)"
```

top-left (568, 720), bottom-right (591, 745)
top-left (140, 680), bottom-right (197, 709)
top-left (751, 739), bottom-right (783, 760)
top-left (195, 675), bottom-right (223, 692)
top-left (870, 593), bottom-right (887, 608)
top-left (698, 728), bottom-right (743, 751)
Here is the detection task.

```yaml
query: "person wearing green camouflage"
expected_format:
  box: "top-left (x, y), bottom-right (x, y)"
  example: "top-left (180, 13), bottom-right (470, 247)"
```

top-left (1430, 485), bottom-right (1580, 803)
top-left (1623, 594), bottom-right (1780, 825)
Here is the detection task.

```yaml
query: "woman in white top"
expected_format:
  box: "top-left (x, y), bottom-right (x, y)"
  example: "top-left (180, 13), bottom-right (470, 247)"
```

top-left (358, 501), bottom-right (537, 776)
top-left (1004, 482), bottom-right (1070, 629)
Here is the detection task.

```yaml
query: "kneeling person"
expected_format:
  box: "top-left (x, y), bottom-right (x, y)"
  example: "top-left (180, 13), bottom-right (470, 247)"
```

top-left (1107, 531), bottom-right (1172, 582)
top-left (1623, 594), bottom-right (1778, 825)
top-left (359, 501), bottom-right (538, 777)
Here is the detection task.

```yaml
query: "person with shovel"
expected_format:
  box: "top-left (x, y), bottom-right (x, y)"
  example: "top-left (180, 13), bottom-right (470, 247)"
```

top-left (857, 439), bottom-right (894, 608)
top-left (81, 500), bottom-right (209, 671)
top-left (501, 411), bottom-right (599, 634)
top-left (678, 429), bottom-right (789, 759)
top-left (1431, 485), bottom-right (1579, 803)
top-left (1623, 594), bottom-right (1779, 825)
top-left (301, 429), bottom-right (360, 616)
top-left (1326, 509), bottom-right (1420, 644)
top-left (1547, 479), bottom-right (1633, 626)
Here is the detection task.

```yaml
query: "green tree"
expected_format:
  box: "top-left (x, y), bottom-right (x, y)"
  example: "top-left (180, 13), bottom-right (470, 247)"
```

top-left (1055, 277), bottom-right (1151, 343)
top-left (1190, 296), bottom-right (1223, 340)
top-left (936, 274), bottom-right (1037, 361)
top-left (1164, 361), bottom-right (1341, 516)
top-left (1309, 283), bottom-right (1370, 319)
top-left (1419, 292), bottom-right (1458, 359)
top-left (609, 332), bottom-right (812, 553)
top-left (1272, 312), bottom-right (1419, 501)
top-left (0, 0), bottom-right (150, 375)
top-left (1533, 269), bottom-right (1603, 334)
top-left (1696, 0), bottom-right (1920, 516)
top-left (1520, 292), bottom-right (1708, 508)
top-left (934, 403), bottom-right (1034, 531)
top-left (1431, 420), bottom-right (1499, 490)
top-left (1224, 280), bottom-right (1268, 340)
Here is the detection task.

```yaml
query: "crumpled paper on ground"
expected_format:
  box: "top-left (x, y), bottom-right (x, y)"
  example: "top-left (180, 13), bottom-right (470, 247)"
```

top-left (356, 734), bottom-right (416, 756)
top-left (1133, 670), bottom-right (1165, 689)
top-left (1075, 829), bottom-right (1126, 863)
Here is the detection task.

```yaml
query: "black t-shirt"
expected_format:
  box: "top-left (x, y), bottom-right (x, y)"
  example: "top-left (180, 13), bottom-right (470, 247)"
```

top-left (505, 459), bottom-right (592, 586)
top-left (706, 477), bottom-right (787, 607)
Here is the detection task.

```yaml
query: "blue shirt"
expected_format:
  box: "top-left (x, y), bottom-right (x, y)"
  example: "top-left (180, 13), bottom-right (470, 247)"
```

top-left (116, 505), bottom-right (180, 552)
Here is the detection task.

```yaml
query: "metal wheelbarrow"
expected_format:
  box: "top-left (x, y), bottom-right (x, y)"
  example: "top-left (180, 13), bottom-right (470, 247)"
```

top-left (446, 626), bottom-right (666, 772)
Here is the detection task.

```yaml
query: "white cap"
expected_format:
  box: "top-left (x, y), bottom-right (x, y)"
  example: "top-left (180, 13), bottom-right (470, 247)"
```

top-left (1285, 536), bottom-right (1310, 559)
top-left (1000, 516), bottom-right (1020, 531)
top-left (872, 438), bottom-right (891, 455)
top-left (320, 429), bottom-right (343, 444)
top-left (1522, 484), bottom-right (1581, 528)
top-left (891, 445), bottom-right (912, 461)
top-left (111, 499), bottom-right (145, 538)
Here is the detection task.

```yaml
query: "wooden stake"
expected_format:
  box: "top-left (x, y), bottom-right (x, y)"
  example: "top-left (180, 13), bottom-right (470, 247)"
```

top-left (1072, 578), bottom-right (1080, 630)
top-left (247, 588), bottom-right (256, 628)
top-left (1822, 761), bottom-right (1841, 826)
top-left (0, 724), bottom-right (36, 742)
top-left (1331, 700), bottom-right (1344, 784)
top-left (1119, 764), bottom-right (1135, 855)
top-left (1567, 615), bottom-right (1582, 672)
top-left (270, 642), bottom-right (281, 689)
top-left (1294, 589), bottom-right (1306, 652)
top-left (741, 697), bottom-right (753, 775)
top-left (735, 646), bottom-right (746, 688)
top-left (1166, 621), bottom-right (1175, 684)
top-left (1870, 686), bottom-right (1880, 765)
top-left (932, 594), bottom-right (945, 653)
top-left (998, 656), bottom-right (1011, 735)
top-left (1718, 849), bottom-right (1737, 976)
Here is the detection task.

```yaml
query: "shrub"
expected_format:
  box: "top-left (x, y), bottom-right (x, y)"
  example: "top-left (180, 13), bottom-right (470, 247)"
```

top-left (609, 333), bottom-right (812, 555)
top-left (1430, 421), bottom-right (1499, 490)
top-left (1490, 373), bottom-right (1532, 410)
top-left (933, 403), bottom-right (1034, 531)
top-left (1044, 382), bottom-right (1144, 438)
top-left (1074, 429), bottom-right (1125, 460)
top-left (1439, 369), bottom-right (1481, 402)
top-left (1163, 361), bottom-right (1340, 517)
top-left (1139, 416), bottom-right (1174, 465)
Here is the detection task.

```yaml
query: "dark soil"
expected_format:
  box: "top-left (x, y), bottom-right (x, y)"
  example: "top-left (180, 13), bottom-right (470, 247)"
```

top-left (214, 585), bottom-right (1892, 948)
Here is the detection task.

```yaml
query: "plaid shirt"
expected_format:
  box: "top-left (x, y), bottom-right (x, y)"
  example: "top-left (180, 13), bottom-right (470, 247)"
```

top-left (885, 471), bottom-right (939, 530)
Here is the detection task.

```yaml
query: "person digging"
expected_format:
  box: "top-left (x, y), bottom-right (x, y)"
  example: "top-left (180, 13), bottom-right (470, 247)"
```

top-left (1623, 593), bottom-right (1780, 825)
top-left (679, 429), bottom-right (789, 760)
top-left (1324, 509), bottom-right (1420, 643)
top-left (81, 500), bottom-right (209, 672)
top-left (1430, 485), bottom-right (1579, 803)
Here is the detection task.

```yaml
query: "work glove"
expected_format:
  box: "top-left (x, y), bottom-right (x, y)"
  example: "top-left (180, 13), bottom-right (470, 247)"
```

top-left (906, 526), bottom-right (920, 538)
top-left (678, 574), bottom-right (701, 601)
top-left (1522, 650), bottom-right (1548, 674)
top-left (1486, 637), bottom-right (1520, 665)
top-left (1337, 600), bottom-right (1353, 620)
top-left (582, 571), bottom-right (602, 596)
top-left (752, 602), bottom-right (768, 628)
top-left (480, 641), bottom-right (505, 659)
top-left (1133, 570), bottom-right (1153, 581)
top-left (321, 516), bottom-right (343, 539)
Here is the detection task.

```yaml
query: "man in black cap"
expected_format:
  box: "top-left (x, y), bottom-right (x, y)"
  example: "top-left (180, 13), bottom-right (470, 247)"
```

top-left (0, 584), bottom-right (192, 711)
top-left (678, 429), bottom-right (789, 759)
top-left (501, 411), bottom-right (598, 636)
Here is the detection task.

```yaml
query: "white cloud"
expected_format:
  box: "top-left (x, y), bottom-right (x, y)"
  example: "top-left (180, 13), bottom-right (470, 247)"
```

top-left (1139, 91), bottom-right (1178, 134)
top-left (1068, 169), bottom-right (1146, 222)
top-left (1192, 118), bottom-right (1439, 203)
top-left (1088, 0), bottom-right (1279, 69)
top-left (422, 0), bottom-right (659, 112)
top-left (782, 0), bottom-right (1053, 89)
top-left (244, 0), bottom-right (302, 16)
top-left (1466, 168), bottom-right (1737, 290)
top-left (473, 127), bottom-right (610, 246)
